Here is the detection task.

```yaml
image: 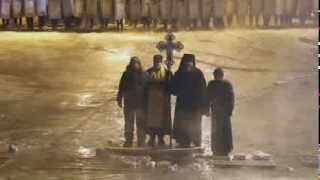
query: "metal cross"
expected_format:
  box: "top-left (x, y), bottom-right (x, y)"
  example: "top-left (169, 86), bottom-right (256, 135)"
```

top-left (156, 32), bottom-right (184, 69)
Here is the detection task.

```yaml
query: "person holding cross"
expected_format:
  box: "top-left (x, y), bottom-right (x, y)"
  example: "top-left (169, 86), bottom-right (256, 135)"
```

top-left (144, 55), bottom-right (173, 147)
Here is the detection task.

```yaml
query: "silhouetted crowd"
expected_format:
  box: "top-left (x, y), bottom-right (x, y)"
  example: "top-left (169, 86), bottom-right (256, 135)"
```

top-left (0, 0), bottom-right (318, 31)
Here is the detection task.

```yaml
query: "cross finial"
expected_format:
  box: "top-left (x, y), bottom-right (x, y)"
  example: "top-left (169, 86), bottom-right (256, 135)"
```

top-left (156, 32), bottom-right (184, 69)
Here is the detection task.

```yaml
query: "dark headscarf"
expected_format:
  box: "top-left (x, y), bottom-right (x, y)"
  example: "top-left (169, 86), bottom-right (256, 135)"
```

top-left (177, 54), bottom-right (196, 72)
top-left (126, 56), bottom-right (143, 73)
top-left (214, 67), bottom-right (224, 77)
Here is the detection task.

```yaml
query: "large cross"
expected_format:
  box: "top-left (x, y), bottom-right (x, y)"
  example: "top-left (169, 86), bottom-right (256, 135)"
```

top-left (156, 32), bottom-right (184, 69)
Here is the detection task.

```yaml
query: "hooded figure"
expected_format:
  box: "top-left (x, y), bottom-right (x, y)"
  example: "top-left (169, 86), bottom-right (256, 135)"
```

top-left (117, 57), bottom-right (148, 147)
top-left (145, 55), bottom-right (173, 147)
top-left (171, 54), bottom-right (207, 147)
top-left (207, 68), bottom-right (234, 156)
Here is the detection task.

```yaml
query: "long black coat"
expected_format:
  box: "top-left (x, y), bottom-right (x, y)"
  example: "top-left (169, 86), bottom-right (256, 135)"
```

top-left (171, 67), bottom-right (207, 145)
top-left (144, 68), bottom-right (173, 135)
top-left (207, 80), bottom-right (235, 155)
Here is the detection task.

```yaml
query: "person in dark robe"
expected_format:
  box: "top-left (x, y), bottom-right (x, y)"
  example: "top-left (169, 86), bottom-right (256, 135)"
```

top-left (207, 68), bottom-right (234, 157)
top-left (117, 57), bottom-right (148, 147)
top-left (171, 54), bottom-right (207, 148)
top-left (145, 55), bottom-right (172, 147)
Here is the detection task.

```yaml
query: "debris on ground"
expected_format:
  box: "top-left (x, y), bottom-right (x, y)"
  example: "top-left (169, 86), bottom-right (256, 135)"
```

top-left (252, 151), bottom-right (272, 161)
top-left (232, 153), bottom-right (247, 160)
top-left (8, 144), bottom-right (18, 153)
top-left (287, 167), bottom-right (295, 172)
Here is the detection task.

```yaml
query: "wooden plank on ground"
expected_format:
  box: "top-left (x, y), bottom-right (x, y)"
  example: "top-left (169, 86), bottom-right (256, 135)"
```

top-left (212, 159), bottom-right (276, 169)
top-left (97, 147), bottom-right (204, 157)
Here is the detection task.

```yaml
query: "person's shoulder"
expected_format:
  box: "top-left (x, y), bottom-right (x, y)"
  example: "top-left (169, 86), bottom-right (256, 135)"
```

top-left (223, 80), bottom-right (233, 88)
top-left (223, 80), bottom-right (232, 85)
top-left (194, 68), bottom-right (205, 77)
top-left (122, 70), bottom-right (129, 76)
top-left (146, 67), bottom-right (153, 73)
top-left (165, 69), bottom-right (173, 74)
top-left (194, 67), bottom-right (204, 73)
top-left (208, 80), bottom-right (219, 86)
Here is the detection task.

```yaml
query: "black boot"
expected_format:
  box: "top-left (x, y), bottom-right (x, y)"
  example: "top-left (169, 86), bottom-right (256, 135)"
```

top-left (158, 139), bottom-right (165, 146)
top-left (158, 134), bottom-right (165, 146)
top-left (148, 134), bottom-right (155, 147)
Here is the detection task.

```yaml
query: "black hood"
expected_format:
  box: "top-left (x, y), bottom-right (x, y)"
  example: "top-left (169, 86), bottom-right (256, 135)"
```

top-left (177, 54), bottom-right (196, 72)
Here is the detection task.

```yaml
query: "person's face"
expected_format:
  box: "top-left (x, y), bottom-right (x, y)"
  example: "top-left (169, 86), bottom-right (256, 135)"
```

top-left (214, 74), bottom-right (223, 80)
top-left (185, 61), bottom-right (194, 72)
top-left (153, 60), bottom-right (162, 70)
top-left (132, 62), bottom-right (141, 71)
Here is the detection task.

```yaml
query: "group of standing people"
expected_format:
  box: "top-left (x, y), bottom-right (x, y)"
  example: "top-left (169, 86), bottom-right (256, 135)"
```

top-left (0, 0), bottom-right (127, 31)
top-left (0, 0), bottom-right (318, 31)
top-left (117, 54), bottom-right (235, 156)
